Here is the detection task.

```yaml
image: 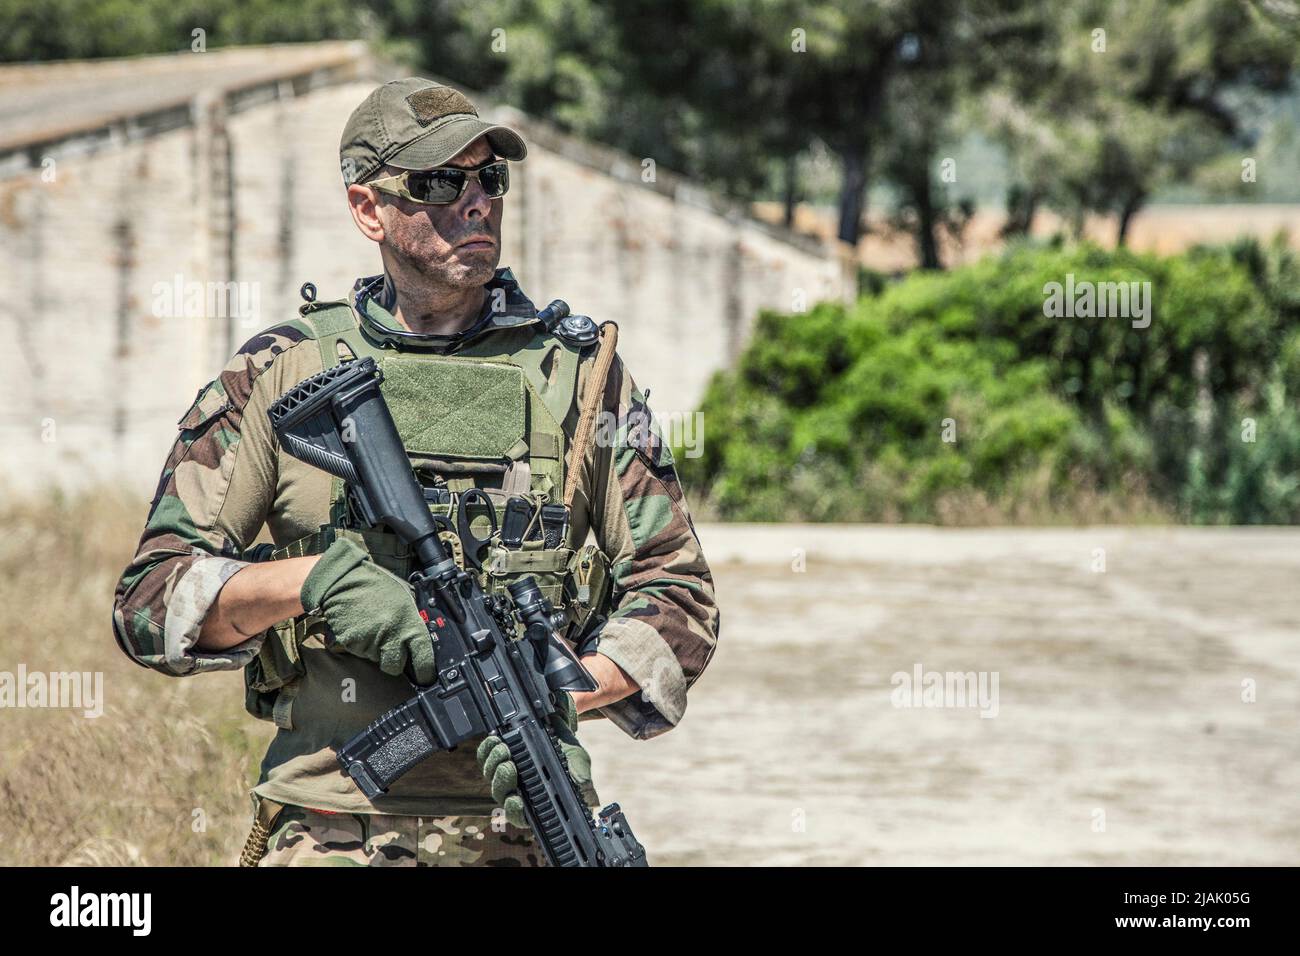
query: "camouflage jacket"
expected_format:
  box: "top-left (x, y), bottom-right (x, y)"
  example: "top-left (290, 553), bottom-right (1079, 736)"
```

top-left (111, 268), bottom-right (719, 815)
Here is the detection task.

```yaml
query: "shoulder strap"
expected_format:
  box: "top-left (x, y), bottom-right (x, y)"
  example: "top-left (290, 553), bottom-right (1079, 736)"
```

top-left (565, 322), bottom-right (620, 509)
top-left (297, 301), bottom-right (387, 371)
top-left (294, 301), bottom-right (373, 522)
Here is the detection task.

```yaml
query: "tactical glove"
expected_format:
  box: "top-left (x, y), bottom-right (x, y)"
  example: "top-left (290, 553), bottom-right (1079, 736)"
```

top-left (300, 538), bottom-right (436, 684)
top-left (477, 691), bottom-right (593, 829)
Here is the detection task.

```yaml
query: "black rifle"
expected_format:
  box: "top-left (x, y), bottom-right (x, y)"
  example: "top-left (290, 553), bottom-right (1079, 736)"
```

top-left (267, 356), bottom-right (647, 867)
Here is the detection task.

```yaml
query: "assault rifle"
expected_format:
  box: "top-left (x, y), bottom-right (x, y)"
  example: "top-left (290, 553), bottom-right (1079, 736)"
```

top-left (267, 355), bottom-right (647, 867)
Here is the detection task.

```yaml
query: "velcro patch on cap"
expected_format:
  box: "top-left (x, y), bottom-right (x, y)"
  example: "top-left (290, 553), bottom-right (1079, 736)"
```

top-left (406, 87), bottom-right (478, 125)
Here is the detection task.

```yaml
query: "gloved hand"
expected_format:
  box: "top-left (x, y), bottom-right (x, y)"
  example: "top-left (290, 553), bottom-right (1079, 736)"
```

top-left (300, 538), bottom-right (436, 684)
top-left (477, 691), bottom-right (592, 828)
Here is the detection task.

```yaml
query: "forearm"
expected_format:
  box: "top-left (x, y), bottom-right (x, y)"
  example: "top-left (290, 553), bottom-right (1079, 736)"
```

top-left (571, 653), bottom-right (638, 714)
top-left (579, 358), bottom-right (720, 737)
top-left (196, 556), bottom-right (321, 651)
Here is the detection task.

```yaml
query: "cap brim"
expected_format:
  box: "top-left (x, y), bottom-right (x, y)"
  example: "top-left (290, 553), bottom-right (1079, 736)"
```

top-left (387, 115), bottom-right (527, 170)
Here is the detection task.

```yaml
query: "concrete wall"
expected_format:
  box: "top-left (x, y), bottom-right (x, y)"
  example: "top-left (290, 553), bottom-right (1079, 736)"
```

top-left (0, 46), bottom-right (849, 494)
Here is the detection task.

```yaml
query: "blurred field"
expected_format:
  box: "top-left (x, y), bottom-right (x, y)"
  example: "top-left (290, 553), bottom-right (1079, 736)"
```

top-left (2, 493), bottom-right (1297, 865)
top-left (0, 490), bottom-right (273, 866)
top-left (753, 202), bottom-right (1300, 273)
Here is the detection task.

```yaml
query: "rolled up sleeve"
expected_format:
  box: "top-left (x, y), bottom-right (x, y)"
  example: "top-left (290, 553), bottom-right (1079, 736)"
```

top-left (112, 326), bottom-right (306, 676)
top-left (584, 355), bottom-right (719, 739)
top-left (161, 555), bottom-right (263, 673)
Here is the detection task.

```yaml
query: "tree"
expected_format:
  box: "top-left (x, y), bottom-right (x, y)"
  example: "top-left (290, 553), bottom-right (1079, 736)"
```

top-left (984, 0), bottom-right (1297, 246)
top-left (875, 1), bottom-right (1042, 268)
top-left (0, 0), bottom-right (363, 61)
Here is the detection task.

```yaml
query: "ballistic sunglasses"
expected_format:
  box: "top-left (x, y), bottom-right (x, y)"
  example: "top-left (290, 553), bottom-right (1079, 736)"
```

top-left (366, 159), bottom-right (510, 205)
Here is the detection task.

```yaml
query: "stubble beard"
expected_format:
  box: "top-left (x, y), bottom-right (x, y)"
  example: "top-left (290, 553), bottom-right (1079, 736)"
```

top-left (374, 196), bottom-right (502, 332)
top-left (390, 225), bottom-right (497, 292)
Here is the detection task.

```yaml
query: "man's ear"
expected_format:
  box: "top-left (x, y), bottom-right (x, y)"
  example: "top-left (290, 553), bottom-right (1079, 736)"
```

top-left (347, 183), bottom-right (385, 242)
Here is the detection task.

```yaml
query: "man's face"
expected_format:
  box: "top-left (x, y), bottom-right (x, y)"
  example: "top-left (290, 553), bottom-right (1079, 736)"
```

top-left (370, 136), bottom-right (503, 287)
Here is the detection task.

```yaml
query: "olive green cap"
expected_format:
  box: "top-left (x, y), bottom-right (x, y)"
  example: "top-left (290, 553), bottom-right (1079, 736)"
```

top-left (339, 78), bottom-right (527, 185)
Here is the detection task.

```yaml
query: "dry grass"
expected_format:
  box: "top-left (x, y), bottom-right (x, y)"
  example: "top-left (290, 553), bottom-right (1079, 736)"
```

top-left (685, 464), bottom-right (1177, 527)
top-left (0, 488), bottom-right (273, 866)
top-left (927, 468), bottom-right (1175, 527)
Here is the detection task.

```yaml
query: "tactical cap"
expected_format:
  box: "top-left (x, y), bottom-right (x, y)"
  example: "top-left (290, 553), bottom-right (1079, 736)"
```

top-left (339, 78), bottom-right (527, 186)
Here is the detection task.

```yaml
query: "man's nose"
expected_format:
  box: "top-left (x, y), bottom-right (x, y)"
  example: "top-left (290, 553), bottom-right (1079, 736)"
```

top-left (460, 177), bottom-right (493, 219)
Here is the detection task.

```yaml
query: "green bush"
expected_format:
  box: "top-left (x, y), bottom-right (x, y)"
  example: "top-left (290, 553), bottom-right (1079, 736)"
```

top-left (681, 240), bottom-right (1300, 524)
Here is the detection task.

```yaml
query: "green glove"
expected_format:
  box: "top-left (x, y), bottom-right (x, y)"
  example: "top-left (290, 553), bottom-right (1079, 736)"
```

top-left (477, 692), bottom-right (592, 829)
top-left (300, 538), bottom-right (436, 684)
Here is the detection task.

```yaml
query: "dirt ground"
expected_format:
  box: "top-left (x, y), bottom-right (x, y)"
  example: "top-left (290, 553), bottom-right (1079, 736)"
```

top-left (4, 498), bottom-right (1295, 866)
top-left (580, 523), bottom-right (1300, 866)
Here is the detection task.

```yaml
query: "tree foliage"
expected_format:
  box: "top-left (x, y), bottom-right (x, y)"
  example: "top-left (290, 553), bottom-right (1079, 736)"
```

top-left (681, 239), bottom-right (1300, 524)
top-left (4, 0), bottom-right (1295, 260)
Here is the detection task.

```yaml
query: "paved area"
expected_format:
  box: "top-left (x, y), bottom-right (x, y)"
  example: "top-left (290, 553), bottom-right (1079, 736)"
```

top-left (580, 524), bottom-right (1300, 865)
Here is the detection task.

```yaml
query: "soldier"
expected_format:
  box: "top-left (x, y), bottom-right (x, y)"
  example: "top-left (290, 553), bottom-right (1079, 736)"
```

top-left (111, 78), bottom-right (719, 866)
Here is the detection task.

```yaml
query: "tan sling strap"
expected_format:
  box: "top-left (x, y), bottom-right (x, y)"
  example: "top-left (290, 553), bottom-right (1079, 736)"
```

top-left (564, 321), bottom-right (619, 510)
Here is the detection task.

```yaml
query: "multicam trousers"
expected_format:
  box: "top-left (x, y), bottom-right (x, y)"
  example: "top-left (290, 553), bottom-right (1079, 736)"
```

top-left (253, 803), bottom-right (546, 867)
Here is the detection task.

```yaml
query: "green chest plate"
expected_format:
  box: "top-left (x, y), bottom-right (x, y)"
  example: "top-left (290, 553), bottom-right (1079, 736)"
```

top-left (245, 300), bottom-right (608, 730)
top-left (302, 301), bottom-right (581, 501)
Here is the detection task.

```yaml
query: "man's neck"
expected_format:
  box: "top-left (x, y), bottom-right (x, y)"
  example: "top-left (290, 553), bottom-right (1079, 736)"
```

top-left (376, 271), bottom-right (488, 337)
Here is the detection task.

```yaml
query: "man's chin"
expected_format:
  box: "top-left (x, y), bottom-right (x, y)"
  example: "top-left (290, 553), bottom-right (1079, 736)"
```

top-left (452, 248), bottom-right (501, 281)
top-left (409, 250), bottom-right (498, 286)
